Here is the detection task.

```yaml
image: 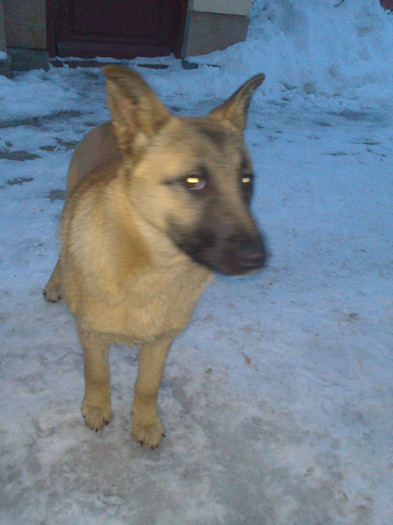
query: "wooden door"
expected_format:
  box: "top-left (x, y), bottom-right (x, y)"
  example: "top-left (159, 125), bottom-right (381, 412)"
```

top-left (381, 0), bottom-right (393, 10)
top-left (46, 0), bottom-right (188, 59)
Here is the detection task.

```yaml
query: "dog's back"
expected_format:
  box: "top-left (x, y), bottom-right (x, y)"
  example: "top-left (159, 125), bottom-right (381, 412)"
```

top-left (66, 121), bottom-right (120, 196)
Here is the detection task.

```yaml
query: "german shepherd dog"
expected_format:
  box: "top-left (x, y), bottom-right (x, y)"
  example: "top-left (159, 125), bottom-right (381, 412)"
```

top-left (43, 66), bottom-right (266, 448)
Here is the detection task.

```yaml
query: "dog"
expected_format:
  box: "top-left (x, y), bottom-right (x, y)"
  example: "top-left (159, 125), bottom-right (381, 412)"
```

top-left (43, 66), bottom-right (266, 448)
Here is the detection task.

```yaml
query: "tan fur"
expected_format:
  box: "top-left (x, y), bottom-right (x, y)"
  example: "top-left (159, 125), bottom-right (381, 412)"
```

top-left (43, 66), bottom-right (265, 448)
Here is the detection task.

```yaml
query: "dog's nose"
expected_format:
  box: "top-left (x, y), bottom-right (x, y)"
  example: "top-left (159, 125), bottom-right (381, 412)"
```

top-left (235, 239), bottom-right (267, 272)
top-left (224, 231), bottom-right (267, 275)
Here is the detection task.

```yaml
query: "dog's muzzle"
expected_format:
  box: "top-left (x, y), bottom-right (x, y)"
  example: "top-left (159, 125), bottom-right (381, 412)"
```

top-left (228, 235), bottom-right (267, 275)
top-left (217, 232), bottom-right (267, 276)
top-left (172, 225), bottom-right (268, 276)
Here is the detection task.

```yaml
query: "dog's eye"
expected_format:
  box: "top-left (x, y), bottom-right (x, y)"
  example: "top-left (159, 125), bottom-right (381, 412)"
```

top-left (183, 175), bottom-right (206, 191)
top-left (241, 174), bottom-right (254, 187)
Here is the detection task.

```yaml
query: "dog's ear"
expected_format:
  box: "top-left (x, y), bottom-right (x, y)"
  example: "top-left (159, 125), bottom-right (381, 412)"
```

top-left (103, 66), bottom-right (170, 157)
top-left (209, 73), bottom-right (265, 132)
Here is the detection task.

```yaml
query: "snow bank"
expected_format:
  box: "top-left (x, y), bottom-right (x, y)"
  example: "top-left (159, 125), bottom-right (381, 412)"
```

top-left (192, 0), bottom-right (393, 103)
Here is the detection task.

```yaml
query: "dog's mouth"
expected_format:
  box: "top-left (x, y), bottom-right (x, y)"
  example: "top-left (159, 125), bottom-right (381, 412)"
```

top-left (170, 227), bottom-right (267, 276)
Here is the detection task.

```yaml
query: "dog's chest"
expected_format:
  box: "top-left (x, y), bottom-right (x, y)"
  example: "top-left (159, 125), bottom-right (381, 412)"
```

top-left (80, 264), bottom-right (212, 342)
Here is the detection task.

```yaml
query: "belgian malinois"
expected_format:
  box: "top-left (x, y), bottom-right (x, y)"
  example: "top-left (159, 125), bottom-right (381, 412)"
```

top-left (43, 66), bottom-right (266, 448)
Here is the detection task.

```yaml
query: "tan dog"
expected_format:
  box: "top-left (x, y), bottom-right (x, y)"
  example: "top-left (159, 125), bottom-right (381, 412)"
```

top-left (43, 66), bottom-right (266, 448)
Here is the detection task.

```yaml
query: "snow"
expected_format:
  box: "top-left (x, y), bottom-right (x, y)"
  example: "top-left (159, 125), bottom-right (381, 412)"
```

top-left (1, 1), bottom-right (392, 523)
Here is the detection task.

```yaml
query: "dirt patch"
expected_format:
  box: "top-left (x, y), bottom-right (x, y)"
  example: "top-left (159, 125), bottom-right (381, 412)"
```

top-left (7, 177), bottom-right (34, 185)
top-left (0, 151), bottom-right (40, 161)
top-left (55, 138), bottom-right (79, 151)
top-left (0, 110), bottom-right (82, 129)
top-left (47, 189), bottom-right (66, 201)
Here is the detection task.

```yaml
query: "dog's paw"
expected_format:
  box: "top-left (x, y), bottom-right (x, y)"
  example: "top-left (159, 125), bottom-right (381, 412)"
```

top-left (132, 415), bottom-right (165, 449)
top-left (82, 401), bottom-right (113, 431)
top-left (43, 283), bottom-right (63, 303)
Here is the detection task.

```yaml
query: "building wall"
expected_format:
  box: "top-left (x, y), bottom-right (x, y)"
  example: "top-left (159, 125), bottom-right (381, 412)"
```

top-left (0, 0), bottom-right (6, 52)
top-left (182, 0), bottom-right (251, 57)
top-left (3, 0), bottom-right (46, 49)
top-left (193, 0), bottom-right (252, 16)
top-left (0, 0), bottom-right (11, 76)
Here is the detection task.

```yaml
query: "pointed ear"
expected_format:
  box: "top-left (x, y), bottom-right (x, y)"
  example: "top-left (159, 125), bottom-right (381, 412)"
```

top-left (103, 65), bottom-right (170, 157)
top-left (209, 73), bottom-right (265, 131)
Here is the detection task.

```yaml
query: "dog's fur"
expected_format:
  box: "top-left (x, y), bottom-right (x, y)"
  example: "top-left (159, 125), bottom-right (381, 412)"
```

top-left (43, 66), bottom-right (266, 448)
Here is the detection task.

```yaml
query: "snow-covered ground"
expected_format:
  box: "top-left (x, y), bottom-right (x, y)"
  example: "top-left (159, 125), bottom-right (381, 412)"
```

top-left (1, 1), bottom-right (392, 523)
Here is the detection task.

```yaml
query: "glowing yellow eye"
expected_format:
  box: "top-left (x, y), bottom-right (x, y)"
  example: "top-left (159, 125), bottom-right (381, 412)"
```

top-left (184, 175), bottom-right (206, 190)
top-left (242, 176), bottom-right (251, 184)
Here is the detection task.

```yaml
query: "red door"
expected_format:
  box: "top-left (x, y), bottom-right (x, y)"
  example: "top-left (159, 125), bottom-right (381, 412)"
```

top-left (381, 0), bottom-right (393, 9)
top-left (46, 0), bottom-right (188, 59)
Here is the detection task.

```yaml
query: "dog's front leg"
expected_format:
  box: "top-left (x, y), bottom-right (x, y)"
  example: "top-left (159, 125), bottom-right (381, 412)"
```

top-left (131, 335), bottom-right (174, 448)
top-left (78, 327), bottom-right (113, 431)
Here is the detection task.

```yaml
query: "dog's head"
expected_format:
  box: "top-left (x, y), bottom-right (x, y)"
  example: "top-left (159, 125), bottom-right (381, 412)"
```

top-left (103, 66), bottom-right (267, 276)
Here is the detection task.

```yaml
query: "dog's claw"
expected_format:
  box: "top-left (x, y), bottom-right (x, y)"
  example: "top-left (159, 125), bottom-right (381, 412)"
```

top-left (42, 286), bottom-right (63, 303)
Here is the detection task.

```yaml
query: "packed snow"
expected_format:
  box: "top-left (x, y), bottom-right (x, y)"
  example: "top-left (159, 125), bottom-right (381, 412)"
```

top-left (1, 1), bottom-right (392, 523)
